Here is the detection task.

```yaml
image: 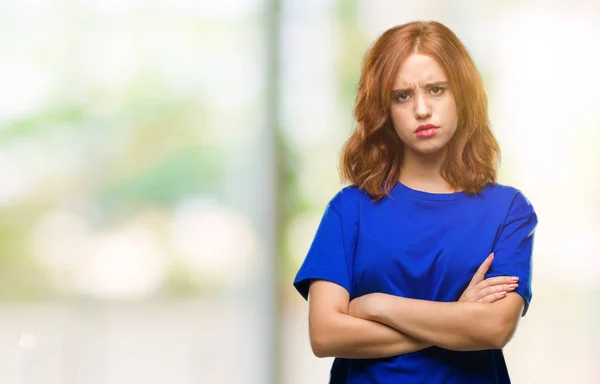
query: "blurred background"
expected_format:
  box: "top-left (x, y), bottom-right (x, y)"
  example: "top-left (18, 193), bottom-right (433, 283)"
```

top-left (0, 0), bottom-right (598, 383)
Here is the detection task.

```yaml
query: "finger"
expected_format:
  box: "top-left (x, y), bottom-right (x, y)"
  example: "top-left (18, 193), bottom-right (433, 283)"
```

top-left (475, 276), bottom-right (519, 290)
top-left (469, 253), bottom-right (494, 286)
top-left (477, 291), bottom-right (507, 303)
top-left (476, 283), bottom-right (518, 299)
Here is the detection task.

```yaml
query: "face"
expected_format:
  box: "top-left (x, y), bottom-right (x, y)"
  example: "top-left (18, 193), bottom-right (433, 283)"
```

top-left (390, 53), bottom-right (458, 156)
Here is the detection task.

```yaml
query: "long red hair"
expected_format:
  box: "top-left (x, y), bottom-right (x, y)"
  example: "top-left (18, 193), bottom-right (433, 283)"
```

top-left (339, 20), bottom-right (500, 201)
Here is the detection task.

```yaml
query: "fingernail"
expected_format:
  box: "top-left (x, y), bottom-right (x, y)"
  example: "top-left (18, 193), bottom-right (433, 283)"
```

top-left (499, 291), bottom-right (506, 296)
top-left (508, 284), bottom-right (518, 289)
top-left (510, 277), bottom-right (519, 282)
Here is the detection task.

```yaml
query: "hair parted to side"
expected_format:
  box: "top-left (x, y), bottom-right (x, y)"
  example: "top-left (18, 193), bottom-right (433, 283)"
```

top-left (339, 20), bottom-right (500, 201)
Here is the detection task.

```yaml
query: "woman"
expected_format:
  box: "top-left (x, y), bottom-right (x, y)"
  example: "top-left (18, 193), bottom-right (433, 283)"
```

top-left (293, 21), bottom-right (537, 383)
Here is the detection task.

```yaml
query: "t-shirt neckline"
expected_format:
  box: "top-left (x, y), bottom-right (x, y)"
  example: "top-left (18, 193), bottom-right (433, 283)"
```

top-left (392, 181), bottom-right (467, 201)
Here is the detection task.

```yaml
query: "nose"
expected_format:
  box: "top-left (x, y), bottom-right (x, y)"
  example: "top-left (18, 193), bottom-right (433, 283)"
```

top-left (414, 93), bottom-right (432, 120)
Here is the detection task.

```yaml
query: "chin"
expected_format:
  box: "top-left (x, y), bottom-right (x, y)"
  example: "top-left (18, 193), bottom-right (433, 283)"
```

top-left (410, 143), bottom-right (447, 155)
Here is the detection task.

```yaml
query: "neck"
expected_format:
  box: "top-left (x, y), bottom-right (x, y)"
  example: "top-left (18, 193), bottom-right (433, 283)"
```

top-left (399, 147), bottom-right (458, 193)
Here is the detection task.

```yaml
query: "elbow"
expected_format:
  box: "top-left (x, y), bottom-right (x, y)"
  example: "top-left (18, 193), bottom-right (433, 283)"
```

top-left (487, 319), bottom-right (518, 349)
top-left (309, 318), bottom-right (338, 358)
top-left (309, 331), bottom-right (334, 358)
top-left (308, 309), bottom-right (347, 358)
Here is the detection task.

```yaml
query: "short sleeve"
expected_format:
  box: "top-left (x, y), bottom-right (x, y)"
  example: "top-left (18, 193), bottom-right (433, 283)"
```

top-left (487, 191), bottom-right (538, 316)
top-left (293, 192), bottom-right (352, 301)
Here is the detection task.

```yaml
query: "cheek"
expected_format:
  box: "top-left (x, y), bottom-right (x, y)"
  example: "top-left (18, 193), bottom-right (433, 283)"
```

top-left (443, 99), bottom-right (458, 124)
top-left (437, 103), bottom-right (458, 131)
top-left (390, 109), bottom-right (412, 130)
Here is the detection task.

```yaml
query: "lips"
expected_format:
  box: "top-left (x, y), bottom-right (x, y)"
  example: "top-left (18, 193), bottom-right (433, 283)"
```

top-left (415, 124), bottom-right (439, 133)
top-left (415, 124), bottom-right (439, 138)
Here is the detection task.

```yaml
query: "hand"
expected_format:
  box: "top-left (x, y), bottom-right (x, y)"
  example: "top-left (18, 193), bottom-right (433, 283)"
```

top-left (348, 293), bottom-right (383, 320)
top-left (458, 253), bottom-right (520, 303)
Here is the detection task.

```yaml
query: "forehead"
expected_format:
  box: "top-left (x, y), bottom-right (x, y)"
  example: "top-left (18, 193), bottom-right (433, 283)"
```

top-left (394, 54), bottom-right (447, 87)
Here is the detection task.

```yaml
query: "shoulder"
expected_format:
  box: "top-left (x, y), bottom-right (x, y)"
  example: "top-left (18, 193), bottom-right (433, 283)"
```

top-left (328, 185), bottom-right (373, 217)
top-left (482, 182), bottom-right (537, 219)
top-left (481, 182), bottom-right (533, 206)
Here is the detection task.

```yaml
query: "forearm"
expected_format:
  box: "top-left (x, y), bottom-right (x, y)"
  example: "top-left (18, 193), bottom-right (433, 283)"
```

top-left (370, 295), bottom-right (504, 351)
top-left (311, 312), bottom-right (431, 359)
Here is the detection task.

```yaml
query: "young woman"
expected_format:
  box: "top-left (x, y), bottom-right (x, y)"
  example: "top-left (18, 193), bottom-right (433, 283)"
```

top-left (293, 21), bottom-right (537, 383)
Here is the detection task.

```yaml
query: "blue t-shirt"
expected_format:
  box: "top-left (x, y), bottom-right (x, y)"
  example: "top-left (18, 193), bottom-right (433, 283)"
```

top-left (293, 181), bottom-right (538, 384)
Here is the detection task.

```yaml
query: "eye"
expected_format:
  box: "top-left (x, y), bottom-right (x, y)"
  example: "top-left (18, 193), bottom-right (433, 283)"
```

top-left (430, 86), bottom-right (445, 95)
top-left (395, 92), bottom-right (411, 102)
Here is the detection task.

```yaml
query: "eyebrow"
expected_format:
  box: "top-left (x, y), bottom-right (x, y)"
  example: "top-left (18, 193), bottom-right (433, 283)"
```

top-left (392, 81), bottom-right (449, 93)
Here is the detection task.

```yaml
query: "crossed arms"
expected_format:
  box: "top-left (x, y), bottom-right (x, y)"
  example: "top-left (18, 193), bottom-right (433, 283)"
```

top-left (307, 254), bottom-right (526, 359)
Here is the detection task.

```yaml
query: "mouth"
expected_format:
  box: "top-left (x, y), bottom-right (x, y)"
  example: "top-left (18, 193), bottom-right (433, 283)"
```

top-left (415, 124), bottom-right (439, 133)
top-left (415, 124), bottom-right (439, 138)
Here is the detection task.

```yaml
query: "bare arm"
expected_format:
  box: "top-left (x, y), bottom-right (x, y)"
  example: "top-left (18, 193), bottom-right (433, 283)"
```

top-left (308, 280), bottom-right (431, 359)
top-left (350, 292), bottom-right (524, 351)
top-left (308, 253), bottom-right (517, 357)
